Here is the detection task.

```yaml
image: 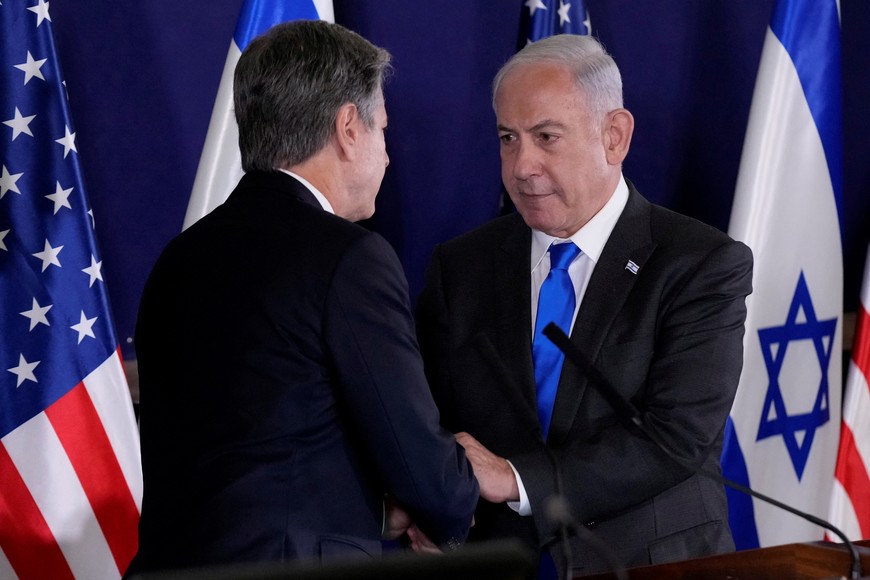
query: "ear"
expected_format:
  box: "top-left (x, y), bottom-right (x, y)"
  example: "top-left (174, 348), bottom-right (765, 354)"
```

top-left (334, 102), bottom-right (361, 161)
top-left (603, 108), bottom-right (634, 166)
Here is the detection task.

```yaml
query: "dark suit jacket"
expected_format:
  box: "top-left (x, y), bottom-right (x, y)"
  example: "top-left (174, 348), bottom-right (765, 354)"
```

top-left (131, 171), bottom-right (478, 573)
top-left (416, 182), bottom-right (753, 575)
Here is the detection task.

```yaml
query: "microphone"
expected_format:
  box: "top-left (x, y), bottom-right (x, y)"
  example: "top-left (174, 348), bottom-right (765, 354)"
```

top-left (542, 322), bottom-right (863, 580)
top-left (472, 334), bottom-right (627, 580)
top-left (542, 492), bottom-right (627, 580)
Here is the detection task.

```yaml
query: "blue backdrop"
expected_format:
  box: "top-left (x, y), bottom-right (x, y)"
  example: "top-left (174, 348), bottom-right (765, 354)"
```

top-left (48, 1), bottom-right (869, 361)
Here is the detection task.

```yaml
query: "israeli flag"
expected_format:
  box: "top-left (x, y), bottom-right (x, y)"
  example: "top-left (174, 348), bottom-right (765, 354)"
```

top-left (183, 0), bottom-right (334, 229)
top-left (721, 0), bottom-right (843, 549)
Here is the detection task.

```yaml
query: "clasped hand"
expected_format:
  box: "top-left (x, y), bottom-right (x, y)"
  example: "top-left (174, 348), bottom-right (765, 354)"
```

top-left (383, 497), bottom-right (443, 554)
top-left (454, 431), bottom-right (519, 503)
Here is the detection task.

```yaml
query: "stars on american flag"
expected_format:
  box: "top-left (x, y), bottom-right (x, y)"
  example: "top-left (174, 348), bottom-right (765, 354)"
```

top-left (82, 255), bottom-right (103, 287)
top-left (27, 0), bottom-right (51, 26)
top-left (20, 298), bottom-right (52, 331)
top-left (55, 125), bottom-right (77, 157)
top-left (45, 181), bottom-right (73, 213)
top-left (2, 0), bottom-right (113, 412)
top-left (32, 239), bottom-right (63, 271)
top-left (525, 0), bottom-right (546, 16)
top-left (526, 0), bottom-right (590, 41)
top-left (14, 51), bottom-right (47, 85)
top-left (70, 311), bottom-right (98, 344)
top-left (557, 1), bottom-right (572, 26)
top-left (3, 108), bottom-right (37, 140)
top-left (7, 354), bottom-right (39, 388)
top-left (0, 165), bottom-right (23, 198)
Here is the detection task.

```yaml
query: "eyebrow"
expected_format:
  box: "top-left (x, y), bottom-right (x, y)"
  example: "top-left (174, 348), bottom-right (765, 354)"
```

top-left (497, 119), bottom-right (567, 133)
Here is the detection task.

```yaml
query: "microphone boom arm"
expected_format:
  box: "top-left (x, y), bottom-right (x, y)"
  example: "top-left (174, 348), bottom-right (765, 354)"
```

top-left (542, 322), bottom-right (863, 580)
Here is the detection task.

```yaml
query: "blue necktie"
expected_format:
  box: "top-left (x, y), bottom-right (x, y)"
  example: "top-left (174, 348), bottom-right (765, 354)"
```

top-left (533, 241), bottom-right (580, 439)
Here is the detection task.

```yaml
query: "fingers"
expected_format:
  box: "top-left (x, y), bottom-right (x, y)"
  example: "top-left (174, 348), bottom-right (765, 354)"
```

top-left (453, 431), bottom-right (519, 503)
top-left (407, 524), bottom-right (443, 555)
top-left (382, 496), bottom-right (412, 540)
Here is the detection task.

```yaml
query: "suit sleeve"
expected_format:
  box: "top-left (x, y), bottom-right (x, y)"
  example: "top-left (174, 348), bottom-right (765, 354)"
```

top-left (415, 244), bottom-right (463, 432)
top-left (511, 239), bottom-right (753, 541)
top-left (323, 232), bottom-right (478, 547)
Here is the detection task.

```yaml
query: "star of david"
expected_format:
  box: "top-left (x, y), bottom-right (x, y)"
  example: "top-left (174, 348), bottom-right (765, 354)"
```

top-left (755, 271), bottom-right (837, 480)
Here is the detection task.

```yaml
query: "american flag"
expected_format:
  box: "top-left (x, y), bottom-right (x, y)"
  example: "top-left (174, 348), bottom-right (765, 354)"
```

top-left (0, 2), bottom-right (142, 578)
top-left (829, 245), bottom-right (870, 540)
top-left (521, 0), bottom-right (590, 44)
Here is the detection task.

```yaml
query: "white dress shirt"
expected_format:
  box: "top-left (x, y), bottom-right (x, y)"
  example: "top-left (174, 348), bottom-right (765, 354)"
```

top-left (507, 175), bottom-right (630, 516)
top-left (278, 168), bottom-right (335, 214)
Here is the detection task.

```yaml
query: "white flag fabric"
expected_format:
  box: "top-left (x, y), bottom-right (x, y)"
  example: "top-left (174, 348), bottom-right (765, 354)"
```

top-left (720, 0), bottom-right (843, 549)
top-left (182, 0), bottom-right (334, 230)
top-left (829, 245), bottom-right (870, 540)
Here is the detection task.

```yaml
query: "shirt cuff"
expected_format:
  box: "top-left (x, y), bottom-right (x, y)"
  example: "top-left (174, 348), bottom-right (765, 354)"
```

top-left (506, 460), bottom-right (532, 516)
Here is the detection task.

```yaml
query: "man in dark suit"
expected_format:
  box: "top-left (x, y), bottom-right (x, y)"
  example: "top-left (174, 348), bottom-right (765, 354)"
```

top-left (129, 21), bottom-right (478, 574)
top-left (416, 34), bottom-right (753, 577)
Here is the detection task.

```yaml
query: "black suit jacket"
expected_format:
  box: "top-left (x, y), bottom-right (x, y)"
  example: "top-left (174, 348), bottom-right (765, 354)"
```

top-left (131, 171), bottom-right (478, 573)
top-left (417, 183), bottom-right (753, 575)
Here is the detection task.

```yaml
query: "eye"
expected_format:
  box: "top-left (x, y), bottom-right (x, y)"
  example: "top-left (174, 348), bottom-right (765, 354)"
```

top-left (499, 132), bottom-right (516, 144)
top-left (538, 133), bottom-right (559, 144)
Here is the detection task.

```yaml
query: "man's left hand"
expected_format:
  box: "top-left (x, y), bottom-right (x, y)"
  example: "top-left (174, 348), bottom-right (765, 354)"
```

top-left (382, 496), bottom-right (412, 540)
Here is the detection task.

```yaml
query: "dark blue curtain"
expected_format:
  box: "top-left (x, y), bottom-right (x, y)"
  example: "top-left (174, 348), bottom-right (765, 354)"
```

top-left (50, 1), bottom-right (870, 360)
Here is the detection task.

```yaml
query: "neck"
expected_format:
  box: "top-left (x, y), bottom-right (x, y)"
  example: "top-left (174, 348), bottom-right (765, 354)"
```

top-left (285, 151), bottom-right (345, 214)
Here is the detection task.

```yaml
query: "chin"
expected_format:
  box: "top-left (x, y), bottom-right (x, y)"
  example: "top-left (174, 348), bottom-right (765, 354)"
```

top-left (516, 206), bottom-right (557, 233)
top-left (351, 207), bottom-right (376, 223)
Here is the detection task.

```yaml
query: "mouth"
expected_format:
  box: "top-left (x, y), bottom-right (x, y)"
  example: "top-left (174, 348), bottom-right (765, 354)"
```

top-left (516, 190), bottom-right (554, 200)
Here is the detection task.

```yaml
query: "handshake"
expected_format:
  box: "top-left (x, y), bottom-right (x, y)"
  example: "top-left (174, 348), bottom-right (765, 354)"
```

top-left (383, 431), bottom-right (519, 553)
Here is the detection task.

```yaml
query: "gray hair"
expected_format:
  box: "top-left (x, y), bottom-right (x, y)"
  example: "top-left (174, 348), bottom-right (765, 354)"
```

top-left (492, 34), bottom-right (623, 127)
top-left (234, 20), bottom-right (392, 172)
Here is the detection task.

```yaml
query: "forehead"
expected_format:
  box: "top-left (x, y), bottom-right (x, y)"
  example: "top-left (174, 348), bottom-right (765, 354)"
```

top-left (495, 63), bottom-right (586, 122)
top-left (371, 90), bottom-right (388, 119)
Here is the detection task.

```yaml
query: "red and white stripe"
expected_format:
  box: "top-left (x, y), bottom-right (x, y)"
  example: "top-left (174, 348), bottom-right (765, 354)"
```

top-left (0, 349), bottom-right (142, 579)
top-left (829, 245), bottom-right (870, 541)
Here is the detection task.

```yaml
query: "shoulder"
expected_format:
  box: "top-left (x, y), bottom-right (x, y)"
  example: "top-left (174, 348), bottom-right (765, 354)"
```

top-left (435, 213), bottom-right (528, 263)
top-left (443, 212), bottom-right (524, 247)
top-left (624, 187), bottom-right (751, 266)
top-left (649, 204), bottom-right (731, 246)
top-left (653, 205), bottom-right (751, 269)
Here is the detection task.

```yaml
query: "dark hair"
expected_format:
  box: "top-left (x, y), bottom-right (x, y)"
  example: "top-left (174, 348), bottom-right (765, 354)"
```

top-left (234, 20), bottom-right (392, 172)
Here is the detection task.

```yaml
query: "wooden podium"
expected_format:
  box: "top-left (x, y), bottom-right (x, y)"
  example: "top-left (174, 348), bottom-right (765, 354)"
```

top-left (578, 540), bottom-right (870, 579)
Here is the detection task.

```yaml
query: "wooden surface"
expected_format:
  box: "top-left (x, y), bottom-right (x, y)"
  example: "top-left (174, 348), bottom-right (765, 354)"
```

top-left (577, 540), bottom-right (870, 579)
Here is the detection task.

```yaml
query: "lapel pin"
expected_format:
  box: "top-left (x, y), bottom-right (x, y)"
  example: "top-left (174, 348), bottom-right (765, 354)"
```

top-left (625, 260), bottom-right (639, 275)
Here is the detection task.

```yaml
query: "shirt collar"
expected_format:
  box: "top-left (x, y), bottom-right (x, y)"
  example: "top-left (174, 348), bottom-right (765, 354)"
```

top-left (277, 168), bottom-right (335, 214)
top-left (531, 174), bottom-right (629, 271)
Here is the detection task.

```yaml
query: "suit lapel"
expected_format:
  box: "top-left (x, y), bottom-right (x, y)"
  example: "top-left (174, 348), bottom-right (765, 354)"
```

top-left (548, 186), bottom-right (657, 444)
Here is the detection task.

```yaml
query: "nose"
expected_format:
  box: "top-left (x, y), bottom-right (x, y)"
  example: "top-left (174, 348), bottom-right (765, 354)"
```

top-left (384, 150), bottom-right (390, 168)
top-left (510, 141), bottom-right (540, 181)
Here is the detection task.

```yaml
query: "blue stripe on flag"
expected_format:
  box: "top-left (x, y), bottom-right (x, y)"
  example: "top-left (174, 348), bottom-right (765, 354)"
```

top-left (770, 0), bottom-right (843, 223)
top-left (721, 416), bottom-right (761, 550)
top-left (233, 0), bottom-right (321, 50)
